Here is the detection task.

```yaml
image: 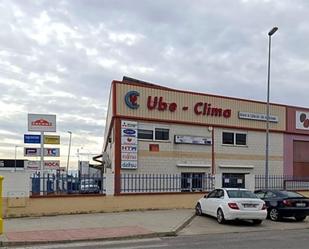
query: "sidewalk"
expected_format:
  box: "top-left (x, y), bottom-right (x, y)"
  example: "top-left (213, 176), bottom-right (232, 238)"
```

top-left (0, 209), bottom-right (195, 246)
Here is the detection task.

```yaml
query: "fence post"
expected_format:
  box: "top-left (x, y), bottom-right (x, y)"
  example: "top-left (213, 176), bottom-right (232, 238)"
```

top-left (0, 176), bottom-right (4, 234)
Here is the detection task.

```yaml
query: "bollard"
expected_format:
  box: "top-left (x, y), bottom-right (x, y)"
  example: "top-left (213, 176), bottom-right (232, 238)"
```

top-left (0, 175), bottom-right (3, 234)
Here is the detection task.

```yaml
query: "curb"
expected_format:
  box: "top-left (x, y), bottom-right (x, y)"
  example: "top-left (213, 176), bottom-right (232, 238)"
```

top-left (0, 214), bottom-right (195, 247)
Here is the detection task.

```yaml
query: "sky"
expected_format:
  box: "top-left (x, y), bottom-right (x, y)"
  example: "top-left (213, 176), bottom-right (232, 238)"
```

top-left (1, 0), bottom-right (309, 169)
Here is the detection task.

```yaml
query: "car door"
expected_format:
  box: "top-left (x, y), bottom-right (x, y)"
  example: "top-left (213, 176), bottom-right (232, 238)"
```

top-left (201, 190), bottom-right (218, 216)
top-left (210, 189), bottom-right (224, 216)
top-left (263, 191), bottom-right (278, 208)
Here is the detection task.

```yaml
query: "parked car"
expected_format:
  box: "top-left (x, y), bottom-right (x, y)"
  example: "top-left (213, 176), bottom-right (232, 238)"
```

top-left (80, 179), bottom-right (100, 194)
top-left (254, 190), bottom-right (309, 221)
top-left (195, 188), bottom-right (267, 224)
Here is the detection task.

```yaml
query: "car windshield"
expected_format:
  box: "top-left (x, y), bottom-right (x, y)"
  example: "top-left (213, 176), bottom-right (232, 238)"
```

top-left (227, 190), bottom-right (258, 199)
top-left (277, 191), bottom-right (304, 198)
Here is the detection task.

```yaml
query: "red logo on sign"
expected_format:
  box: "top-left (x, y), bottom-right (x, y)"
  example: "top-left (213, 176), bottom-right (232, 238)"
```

top-left (31, 119), bottom-right (52, 127)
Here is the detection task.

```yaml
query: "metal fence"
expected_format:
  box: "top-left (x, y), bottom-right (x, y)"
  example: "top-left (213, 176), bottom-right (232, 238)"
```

top-left (255, 175), bottom-right (309, 191)
top-left (30, 173), bottom-right (105, 196)
top-left (120, 174), bottom-right (215, 193)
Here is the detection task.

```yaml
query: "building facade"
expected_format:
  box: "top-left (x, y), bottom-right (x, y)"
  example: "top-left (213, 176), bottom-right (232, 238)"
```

top-left (103, 77), bottom-right (309, 193)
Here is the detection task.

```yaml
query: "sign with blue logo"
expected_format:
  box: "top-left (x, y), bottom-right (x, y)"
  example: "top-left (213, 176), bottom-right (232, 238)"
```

top-left (24, 134), bottom-right (41, 144)
top-left (124, 91), bottom-right (140, 109)
top-left (121, 128), bottom-right (137, 137)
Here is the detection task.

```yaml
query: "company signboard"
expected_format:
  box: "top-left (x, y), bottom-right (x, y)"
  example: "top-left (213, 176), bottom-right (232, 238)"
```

top-left (0, 159), bottom-right (24, 168)
top-left (24, 134), bottom-right (41, 144)
top-left (28, 114), bottom-right (56, 132)
top-left (238, 112), bottom-right (278, 123)
top-left (121, 120), bottom-right (138, 169)
top-left (24, 148), bottom-right (60, 157)
top-left (25, 160), bottom-right (60, 170)
top-left (44, 135), bottom-right (60, 144)
top-left (174, 135), bottom-right (212, 145)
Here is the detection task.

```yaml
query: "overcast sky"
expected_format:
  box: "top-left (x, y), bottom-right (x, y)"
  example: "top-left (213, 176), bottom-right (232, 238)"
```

top-left (1, 0), bottom-right (309, 169)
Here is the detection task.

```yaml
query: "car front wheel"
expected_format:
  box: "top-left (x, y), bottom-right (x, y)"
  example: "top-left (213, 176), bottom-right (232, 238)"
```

top-left (217, 209), bottom-right (225, 224)
top-left (269, 208), bottom-right (281, 221)
top-left (295, 215), bottom-right (306, 222)
top-left (195, 203), bottom-right (202, 216)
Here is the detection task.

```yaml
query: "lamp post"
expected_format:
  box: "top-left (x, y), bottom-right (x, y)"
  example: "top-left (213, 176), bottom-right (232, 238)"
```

top-left (265, 27), bottom-right (278, 189)
top-left (14, 145), bottom-right (20, 172)
top-left (66, 131), bottom-right (72, 174)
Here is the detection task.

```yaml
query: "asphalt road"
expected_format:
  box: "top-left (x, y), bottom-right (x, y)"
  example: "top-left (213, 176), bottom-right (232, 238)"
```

top-left (12, 228), bottom-right (309, 249)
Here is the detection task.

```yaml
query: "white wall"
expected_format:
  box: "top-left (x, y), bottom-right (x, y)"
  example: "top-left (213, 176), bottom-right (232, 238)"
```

top-left (0, 171), bottom-right (31, 197)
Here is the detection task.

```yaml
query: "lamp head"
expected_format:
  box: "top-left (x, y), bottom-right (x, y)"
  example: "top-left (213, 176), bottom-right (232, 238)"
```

top-left (268, 27), bottom-right (278, 36)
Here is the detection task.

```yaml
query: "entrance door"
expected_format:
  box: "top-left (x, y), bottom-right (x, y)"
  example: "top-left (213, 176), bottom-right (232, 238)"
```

top-left (222, 173), bottom-right (245, 188)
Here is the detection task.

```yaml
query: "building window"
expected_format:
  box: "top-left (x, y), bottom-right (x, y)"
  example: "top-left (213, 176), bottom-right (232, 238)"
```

top-left (222, 132), bottom-right (247, 146)
top-left (155, 128), bottom-right (169, 141)
top-left (138, 129), bottom-right (153, 140)
top-left (181, 173), bottom-right (204, 192)
top-left (236, 133), bottom-right (247, 145)
top-left (222, 132), bottom-right (234, 145)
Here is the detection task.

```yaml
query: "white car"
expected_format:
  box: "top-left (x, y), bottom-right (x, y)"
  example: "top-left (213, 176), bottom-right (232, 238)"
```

top-left (195, 188), bottom-right (267, 225)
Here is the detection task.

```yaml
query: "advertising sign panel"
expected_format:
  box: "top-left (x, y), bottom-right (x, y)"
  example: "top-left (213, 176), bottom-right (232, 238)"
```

top-left (121, 145), bottom-right (137, 153)
top-left (121, 128), bottom-right (137, 137)
top-left (121, 120), bottom-right (138, 169)
top-left (296, 111), bottom-right (309, 130)
top-left (121, 153), bottom-right (138, 161)
top-left (121, 120), bottom-right (138, 129)
top-left (121, 161), bottom-right (138, 169)
top-left (121, 136), bottom-right (137, 145)
top-left (24, 148), bottom-right (60, 157)
top-left (24, 134), bottom-right (41, 144)
top-left (174, 135), bottom-right (212, 145)
top-left (238, 112), bottom-right (278, 123)
top-left (28, 114), bottom-right (56, 132)
top-left (25, 160), bottom-right (60, 170)
top-left (44, 135), bottom-right (60, 144)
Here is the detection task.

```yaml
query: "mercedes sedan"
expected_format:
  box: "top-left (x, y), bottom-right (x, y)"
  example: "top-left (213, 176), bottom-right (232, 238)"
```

top-left (195, 188), bottom-right (267, 224)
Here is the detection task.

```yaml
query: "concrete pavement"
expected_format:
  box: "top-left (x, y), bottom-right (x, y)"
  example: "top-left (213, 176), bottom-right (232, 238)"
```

top-left (0, 209), bottom-right (195, 246)
top-left (179, 214), bottom-right (309, 235)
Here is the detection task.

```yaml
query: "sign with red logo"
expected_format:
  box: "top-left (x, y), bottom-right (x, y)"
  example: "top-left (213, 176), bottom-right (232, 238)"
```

top-left (25, 160), bottom-right (60, 170)
top-left (28, 114), bottom-right (56, 132)
top-left (124, 91), bottom-right (232, 119)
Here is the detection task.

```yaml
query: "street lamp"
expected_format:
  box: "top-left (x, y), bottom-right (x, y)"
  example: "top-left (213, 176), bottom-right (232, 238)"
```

top-left (66, 131), bottom-right (72, 174)
top-left (265, 27), bottom-right (278, 189)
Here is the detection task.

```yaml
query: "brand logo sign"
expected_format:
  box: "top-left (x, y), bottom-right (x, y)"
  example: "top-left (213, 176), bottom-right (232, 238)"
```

top-left (121, 128), bottom-right (137, 137)
top-left (28, 114), bottom-right (56, 132)
top-left (124, 91), bottom-right (140, 109)
top-left (121, 161), bottom-right (138, 169)
top-left (121, 145), bottom-right (137, 152)
top-left (25, 160), bottom-right (60, 170)
top-left (121, 153), bottom-right (138, 161)
top-left (296, 111), bottom-right (309, 130)
top-left (121, 136), bottom-right (137, 145)
top-left (44, 135), bottom-right (60, 144)
top-left (24, 148), bottom-right (60, 157)
top-left (24, 134), bottom-right (41, 144)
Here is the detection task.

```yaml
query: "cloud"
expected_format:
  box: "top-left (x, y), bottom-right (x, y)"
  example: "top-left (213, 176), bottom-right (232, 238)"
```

top-left (1, 0), bottom-right (309, 168)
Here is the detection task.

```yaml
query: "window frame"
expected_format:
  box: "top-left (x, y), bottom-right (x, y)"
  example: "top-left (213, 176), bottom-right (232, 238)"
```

top-left (137, 125), bottom-right (170, 142)
top-left (222, 131), bottom-right (247, 146)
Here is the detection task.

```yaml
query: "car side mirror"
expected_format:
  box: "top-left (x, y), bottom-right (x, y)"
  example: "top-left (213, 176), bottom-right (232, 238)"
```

top-left (204, 194), bottom-right (208, 198)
